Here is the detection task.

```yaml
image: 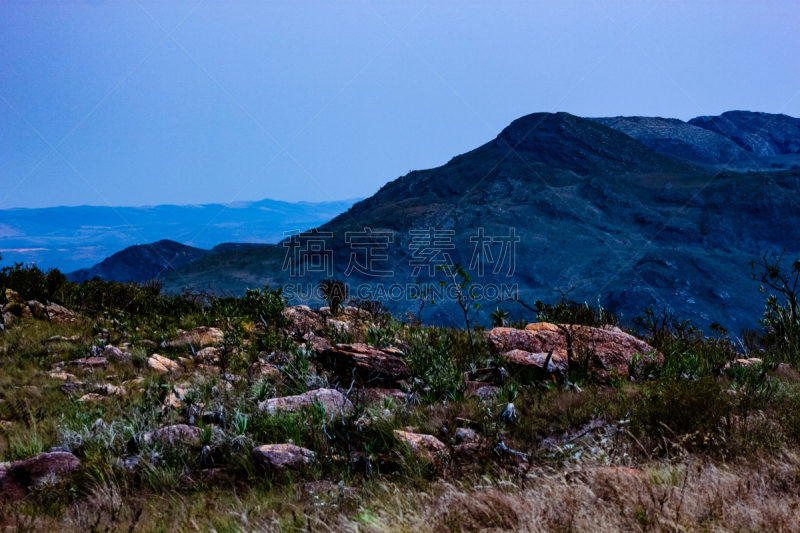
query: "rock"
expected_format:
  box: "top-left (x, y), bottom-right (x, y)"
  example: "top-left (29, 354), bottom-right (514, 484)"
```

top-left (47, 335), bottom-right (81, 343)
top-left (308, 335), bottom-right (331, 354)
top-left (465, 381), bottom-right (499, 400)
top-left (524, 322), bottom-right (562, 333)
top-left (138, 339), bottom-right (158, 349)
top-left (148, 354), bottom-right (180, 374)
top-left (487, 324), bottom-right (663, 379)
top-left (319, 343), bottom-right (410, 383)
top-left (251, 443), bottom-right (315, 473)
top-left (103, 345), bottom-right (129, 363)
top-left (393, 430), bottom-right (449, 461)
top-left (283, 305), bottom-right (326, 337)
top-left (734, 358), bottom-right (763, 368)
top-left (78, 393), bottom-right (106, 402)
top-left (452, 442), bottom-right (483, 463)
top-left (48, 371), bottom-right (78, 381)
top-left (170, 327), bottom-right (223, 348)
top-left (468, 367), bottom-right (508, 384)
top-left (196, 347), bottom-right (220, 363)
top-left (2, 312), bottom-right (14, 325)
top-left (91, 418), bottom-right (108, 432)
top-left (251, 362), bottom-right (281, 379)
top-left (26, 301), bottom-right (47, 318)
top-left (72, 356), bottom-right (109, 368)
top-left (363, 388), bottom-right (407, 404)
top-left (45, 303), bottom-right (77, 324)
top-left (504, 349), bottom-right (568, 377)
top-left (0, 451), bottom-right (79, 501)
top-left (138, 424), bottom-right (202, 449)
top-left (20, 306), bottom-right (33, 319)
top-left (455, 427), bottom-right (479, 444)
top-left (94, 383), bottom-right (125, 396)
top-left (259, 388), bottom-right (354, 415)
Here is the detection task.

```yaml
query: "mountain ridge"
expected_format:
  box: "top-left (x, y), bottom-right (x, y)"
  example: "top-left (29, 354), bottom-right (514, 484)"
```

top-left (116, 110), bottom-right (800, 331)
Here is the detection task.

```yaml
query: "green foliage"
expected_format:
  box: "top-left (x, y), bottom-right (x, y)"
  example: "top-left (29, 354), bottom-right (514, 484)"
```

top-left (406, 329), bottom-right (463, 399)
top-left (533, 292), bottom-right (619, 329)
top-left (0, 262), bottom-right (66, 304)
top-left (490, 307), bottom-right (510, 327)
top-left (320, 279), bottom-right (349, 316)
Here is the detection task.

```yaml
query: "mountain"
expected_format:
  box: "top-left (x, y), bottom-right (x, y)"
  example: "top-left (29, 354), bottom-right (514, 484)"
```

top-left (587, 116), bottom-right (745, 164)
top-left (0, 198), bottom-right (358, 272)
top-left (689, 111), bottom-right (800, 157)
top-left (146, 111), bottom-right (800, 331)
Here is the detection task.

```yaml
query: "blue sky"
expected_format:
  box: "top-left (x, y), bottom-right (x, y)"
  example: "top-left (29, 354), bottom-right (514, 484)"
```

top-left (1, 0), bottom-right (799, 210)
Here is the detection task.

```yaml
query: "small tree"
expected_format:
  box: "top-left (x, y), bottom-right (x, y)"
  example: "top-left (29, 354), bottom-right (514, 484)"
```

top-left (320, 279), bottom-right (349, 316)
top-left (437, 262), bottom-right (481, 345)
top-left (409, 281), bottom-right (434, 326)
top-left (751, 250), bottom-right (800, 358)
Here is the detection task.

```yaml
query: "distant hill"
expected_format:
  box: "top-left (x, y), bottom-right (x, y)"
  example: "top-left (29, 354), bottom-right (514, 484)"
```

top-left (0, 198), bottom-right (358, 272)
top-left (151, 110), bottom-right (800, 332)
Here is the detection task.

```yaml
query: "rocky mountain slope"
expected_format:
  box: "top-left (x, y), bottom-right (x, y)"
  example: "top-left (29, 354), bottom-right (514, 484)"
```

top-left (145, 111), bottom-right (800, 332)
top-left (587, 116), bottom-right (745, 164)
top-left (689, 111), bottom-right (800, 157)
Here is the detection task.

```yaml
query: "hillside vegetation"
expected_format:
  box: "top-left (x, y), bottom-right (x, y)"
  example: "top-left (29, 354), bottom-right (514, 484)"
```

top-left (2, 254), bottom-right (800, 532)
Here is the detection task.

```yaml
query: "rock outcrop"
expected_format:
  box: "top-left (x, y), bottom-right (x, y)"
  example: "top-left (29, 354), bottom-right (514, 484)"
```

top-left (393, 430), bottom-right (448, 461)
top-left (319, 343), bottom-right (410, 383)
top-left (488, 324), bottom-right (662, 379)
top-left (258, 388), bottom-right (354, 415)
top-left (252, 443), bottom-right (315, 473)
top-left (170, 327), bottom-right (223, 348)
top-left (0, 451), bottom-right (80, 500)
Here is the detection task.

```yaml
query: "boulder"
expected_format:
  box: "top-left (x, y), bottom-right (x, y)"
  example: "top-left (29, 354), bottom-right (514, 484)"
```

top-left (504, 349), bottom-right (568, 377)
top-left (251, 362), bottom-right (281, 379)
top-left (94, 383), bottom-right (125, 396)
top-left (45, 303), bottom-right (77, 324)
top-left (393, 430), bottom-right (449, 461)
top-left (363, 388), bottom-right (407, 404)
top-left (524, 322), bottom-right (562, 333)
top-left (48, 371), bottom-right (77, 381)
top-left (72, 356), bottom-right (109, 368)
top-left (148, 354), bottom-right (179, 374)
top-left (47, 335), bottom-right (81, 343)
top-left (78, 393), bottom-right (106, 402)
top-left (319, 343), bottom-right (410, 383)
top-left (170, 327), bottom-right (223, 348)
top-left (26, 301), bottom-right (47, 318)
top-left (196, 347), bottom-right (220, 363)
top-left (20, 306), bottom-right (33, 319)
top-left (0, 451), bottom-right (80, 501)
top-left (138, 339), bottom-right (158, 349)
top-left (139, 424), bottom-right (202, 449)
top-left (308, 335), bottom-right (331, 354)
top-left (103, 345), bottom-right (129, 363)
top-left (455, 427), bottom-right (480, 444)
top-left (259, 388), bottom-right (354, 415)
top-left (487, 324), bottom-right (662, 379)
top-left (734, 358), bottom-right (763, 368)
top-left (252, 443), bottom-right (315, 473)
top-left (465, 381), bottom-right (500, 400)
top-left (2, 312), bottom-right (14, 325)
top-left (283, 305), bottom-right (326, 337)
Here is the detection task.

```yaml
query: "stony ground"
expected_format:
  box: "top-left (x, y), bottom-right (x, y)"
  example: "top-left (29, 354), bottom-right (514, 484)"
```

top-left (1, 298), bottom-right (800, 532)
